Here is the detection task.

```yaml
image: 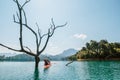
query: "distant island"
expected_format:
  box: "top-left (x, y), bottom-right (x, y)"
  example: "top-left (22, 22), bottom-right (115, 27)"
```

top-left (0, 48), bottom-right (77, 61)
top-left (69, 40), bottom-right (120, 61)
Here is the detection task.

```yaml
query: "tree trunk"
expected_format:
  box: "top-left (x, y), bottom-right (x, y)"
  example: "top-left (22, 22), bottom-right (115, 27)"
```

top-left (35, 56), bottom-right (40, 68)
top-left (34, 67), bottom-right (39, 80)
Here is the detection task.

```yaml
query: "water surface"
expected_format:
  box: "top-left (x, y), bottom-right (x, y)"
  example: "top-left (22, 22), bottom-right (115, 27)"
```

top-left (0, 61), bottom-right (120, 80)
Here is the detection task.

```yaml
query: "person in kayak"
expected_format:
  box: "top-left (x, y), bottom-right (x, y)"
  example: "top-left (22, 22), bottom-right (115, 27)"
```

top-left (44, 59), bottom-right (51, 66)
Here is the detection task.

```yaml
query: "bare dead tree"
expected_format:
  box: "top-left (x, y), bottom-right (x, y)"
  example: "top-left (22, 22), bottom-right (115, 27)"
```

top-left (0, 0), bottom-right (67, 68)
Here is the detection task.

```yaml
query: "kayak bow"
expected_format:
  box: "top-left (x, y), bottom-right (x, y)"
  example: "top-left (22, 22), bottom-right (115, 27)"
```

top-left (44, 64), bottom-right (51, 68)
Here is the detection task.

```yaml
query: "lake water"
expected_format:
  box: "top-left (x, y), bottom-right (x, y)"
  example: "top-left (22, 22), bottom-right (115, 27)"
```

top-left (0, 61), bottom-right (120, 80)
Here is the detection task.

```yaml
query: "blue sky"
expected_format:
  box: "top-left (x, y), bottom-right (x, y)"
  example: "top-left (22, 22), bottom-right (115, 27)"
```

top-left (0, 0), bottom-right (120, 55)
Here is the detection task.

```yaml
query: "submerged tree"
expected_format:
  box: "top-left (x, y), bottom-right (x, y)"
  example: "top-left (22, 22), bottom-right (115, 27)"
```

top-left (0, 0), bottom-right (67, 68)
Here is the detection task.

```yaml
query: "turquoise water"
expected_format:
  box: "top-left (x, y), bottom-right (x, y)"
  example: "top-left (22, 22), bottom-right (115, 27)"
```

top-left (0, 61), bottom-right (120, 80)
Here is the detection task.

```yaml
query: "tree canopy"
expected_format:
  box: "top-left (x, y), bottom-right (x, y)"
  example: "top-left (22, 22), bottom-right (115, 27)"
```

top-left (69, 40), bottom-right (120, 60)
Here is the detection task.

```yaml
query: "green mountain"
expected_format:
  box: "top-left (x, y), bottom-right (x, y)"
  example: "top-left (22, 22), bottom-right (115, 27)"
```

top-left (51, 48), bottom-right (77, 60)
top-left (1, 48), bottom-right (77, 61)
top-left (5, 54), bottom-right (34, 61)
top-left (69, 40), bottom-right (120, 60)
top-left (0, 53), bottom-right (17, 57)
top-left (4, 54), bottom-right (50, 61)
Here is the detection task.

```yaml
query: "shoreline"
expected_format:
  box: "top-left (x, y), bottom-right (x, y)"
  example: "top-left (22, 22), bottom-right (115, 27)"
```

top-left (77, 58), bottom-right (120, 61)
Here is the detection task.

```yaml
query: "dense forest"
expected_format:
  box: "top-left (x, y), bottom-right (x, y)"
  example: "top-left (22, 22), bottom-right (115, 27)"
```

top-left (0, 54), bottom-right (34, 61)
top-left (0, 55), bottom-right (5, 61)
top-left (0, 54), bottom-right (54, 61)
top-left (69, 40), bottom-right (120, 60)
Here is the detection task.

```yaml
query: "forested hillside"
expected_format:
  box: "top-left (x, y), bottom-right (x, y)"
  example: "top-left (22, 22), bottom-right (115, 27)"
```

top-left (69, 40), bottom-right (120, 60)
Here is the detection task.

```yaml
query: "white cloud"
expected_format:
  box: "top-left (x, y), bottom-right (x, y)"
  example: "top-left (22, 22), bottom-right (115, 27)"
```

top-left (73, 33), bottom-right (87, 40)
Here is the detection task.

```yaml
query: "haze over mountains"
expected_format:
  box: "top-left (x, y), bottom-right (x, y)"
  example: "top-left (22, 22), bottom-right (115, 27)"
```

top-left (0, 53), bottom-right (17, 57)
top-left (0, 48), bottom-right (78, 61)
top-left (50, 48), bottom-right (78, 60)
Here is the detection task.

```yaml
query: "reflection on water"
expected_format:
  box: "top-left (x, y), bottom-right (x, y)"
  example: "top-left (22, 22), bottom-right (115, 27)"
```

top-left (43, 68), bottom-right (50, 80)
top-left (0, 61), bottom-right (120, 80)
top-left (43, 68), bottom-right (49, 74)
top-left (86, 61), bottom-right (114, 80)
top-left (33, 68), bottom-right (40, 80)
top-left (80, 61), bottom-right (120, 80)
top-left (33, 66), bottom-right (50, 80)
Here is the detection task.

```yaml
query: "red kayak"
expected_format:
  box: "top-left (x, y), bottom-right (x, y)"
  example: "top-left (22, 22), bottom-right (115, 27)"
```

top-left (44, 64), bottom-right (51, 68)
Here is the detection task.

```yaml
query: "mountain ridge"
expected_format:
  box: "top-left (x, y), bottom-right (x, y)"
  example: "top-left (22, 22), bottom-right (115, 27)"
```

top-left (0, 48), bottom-right (78, 61)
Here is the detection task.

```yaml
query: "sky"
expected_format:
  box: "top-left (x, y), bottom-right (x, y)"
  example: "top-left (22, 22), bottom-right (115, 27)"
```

top-left (0, 0), bottom-right (120, 55)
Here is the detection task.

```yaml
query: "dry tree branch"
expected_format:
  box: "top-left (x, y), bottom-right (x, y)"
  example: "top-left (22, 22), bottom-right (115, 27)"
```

top-left (36, 23), bottom-right (42, 49)
top-left (0, 43), bottom-right (36, 56)
top-left (0, 43), bottom-right (21, 52)
top-left (13, 0), bottom-right (39, 54)
top-left (1, 0), bottom-right (67, 59)
top-left (37, 18), bottom-right (67, 55)
top-left (22, 9), bottom-right (27, 24)
top-left (66, 61), bottom-right (74, 66)
top-left (38, 30), bottom-right (50, 56)
top-left (21, 0), bottom-right (30, 8)
top-left (16, 12), bottom-right (20, 20)
top-left (24, 46), bottom-right (32, 53)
